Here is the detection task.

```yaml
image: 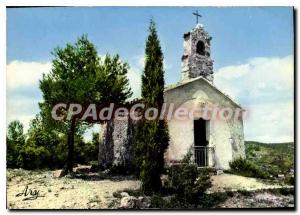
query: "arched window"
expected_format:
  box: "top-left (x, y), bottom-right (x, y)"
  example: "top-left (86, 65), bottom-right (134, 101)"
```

top-left (196, 40), bottom-right (205, 56)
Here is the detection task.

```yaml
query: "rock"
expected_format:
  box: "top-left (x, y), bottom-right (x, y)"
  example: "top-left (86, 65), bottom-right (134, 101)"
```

top-left (103, 169), bottom-right (110, 174)
top-left (277, 174), bottom-right (285, 179)
top-left (120, 192), bottom-right (129, 197)
top-left (88, 202), bottom-right (98, 209)
top-left (73, 165), bottom-right (92, 174)
top-left (215, 169), bottom-right (223, 175)
top-left (119, 196), bottom-right (137, 209)
top-left (255, 193), bottom-right (281, 203)
top-left (53, 169), bottom-right (66, 178)
top-left (90, 164), bottom-right (99, 173)
top-left (161, 174), bottom-right (169, 187)
top-left (137, 196), bottom-right (151, 209)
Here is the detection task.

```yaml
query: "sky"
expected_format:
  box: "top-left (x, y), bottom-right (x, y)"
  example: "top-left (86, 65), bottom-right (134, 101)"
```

top-left (6, 7), bottom-right (294, 143)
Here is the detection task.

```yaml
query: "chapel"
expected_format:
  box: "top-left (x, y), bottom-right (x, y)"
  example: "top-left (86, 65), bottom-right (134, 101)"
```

top-left (99, 19), bottom-right (245, 170)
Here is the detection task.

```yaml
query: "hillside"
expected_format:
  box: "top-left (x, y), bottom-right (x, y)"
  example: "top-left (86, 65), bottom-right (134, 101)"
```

top-left (245, 141), bottom-right (294, 178)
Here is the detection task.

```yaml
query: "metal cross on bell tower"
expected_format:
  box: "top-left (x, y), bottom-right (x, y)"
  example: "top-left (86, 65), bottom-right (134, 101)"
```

top-left (192, 10), bottom-right (202, 24)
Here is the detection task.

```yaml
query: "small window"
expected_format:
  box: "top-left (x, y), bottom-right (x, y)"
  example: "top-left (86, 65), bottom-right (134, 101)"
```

top-left (196, 40), bottom-right (205, 55)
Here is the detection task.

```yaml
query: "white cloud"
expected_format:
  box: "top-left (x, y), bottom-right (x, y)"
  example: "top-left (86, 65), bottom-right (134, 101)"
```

top-left (245, 101), bottom-right (294, 143)
top-left (127, 68), bottom-right (141, 99)
top-left (215, 55), bottom-right (294, 143)
top-left (127, 54), bottom-right (144, 99)
top-left (7, 60), bottom-right (51, 89)
top-left (7, 61), bottom-right (52, 132)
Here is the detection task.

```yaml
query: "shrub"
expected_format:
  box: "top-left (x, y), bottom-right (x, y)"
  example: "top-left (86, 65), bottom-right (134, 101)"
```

top-left (20, 143), bottom-right (50, 170)
top-left (200, 192), bottom-right (229, 208)
top-left (229, 157), bottom-right (269, 179)
top-left (285, 175), bottom-right (294, 185)
top-left (166, 150), bottom-right (212, 207)
top-left (150, 195), bottom-right (166, 208)
top-left (150, 194), bottom-right (179, 209)
top-left (7, 117), bottom-right (99, 170)
top-left (7, 121), bottom-right (25, 168)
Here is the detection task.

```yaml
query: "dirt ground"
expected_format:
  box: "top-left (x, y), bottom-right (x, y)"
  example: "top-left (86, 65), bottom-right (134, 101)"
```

top-left (7, 169), bottom-right (140, 209)
top-left (209, 174), bottom-right (293, 193)
top-left (6, 169), bottom-right (293, 209)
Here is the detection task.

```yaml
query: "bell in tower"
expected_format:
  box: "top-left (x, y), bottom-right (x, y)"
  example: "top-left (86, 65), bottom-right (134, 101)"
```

top-left (181, 22), bottom-right (214, 83)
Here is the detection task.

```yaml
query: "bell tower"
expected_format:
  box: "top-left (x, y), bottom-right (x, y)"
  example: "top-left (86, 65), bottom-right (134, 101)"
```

top-left (181, 20), bottom-right (214, 83)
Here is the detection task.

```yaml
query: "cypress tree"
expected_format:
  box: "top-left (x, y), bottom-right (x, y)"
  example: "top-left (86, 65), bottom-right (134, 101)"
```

top-left (134, 20), bottom-right (169, 194)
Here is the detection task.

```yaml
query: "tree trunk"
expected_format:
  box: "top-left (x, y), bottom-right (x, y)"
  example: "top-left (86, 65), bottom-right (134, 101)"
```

top-left (65, 117), bottom-right (76, 174)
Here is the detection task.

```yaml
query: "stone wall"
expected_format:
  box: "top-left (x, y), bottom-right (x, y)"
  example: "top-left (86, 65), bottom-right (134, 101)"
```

top-left (181, 24), bottom-right (214, 82)
top-left (99, 117), bottom-right (135, 169)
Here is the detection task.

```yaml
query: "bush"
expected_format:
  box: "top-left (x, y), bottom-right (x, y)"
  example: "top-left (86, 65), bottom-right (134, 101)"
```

top-left (150, 194), bottom-right (180, 209)
top-left (7, 121), bottom-right (25, 168)
top-left (166, 150), bottom-right (212, 207)
top-left (19, 143), bottom-right (50, 169)
top-left (229, 157), bottom-right (269, 179)
top-left (285, 175), bottom-right (294, 185)
top-left (7, 118), bottom-right (99, 170)
top-left (200, 192), bottom-right (229, 208)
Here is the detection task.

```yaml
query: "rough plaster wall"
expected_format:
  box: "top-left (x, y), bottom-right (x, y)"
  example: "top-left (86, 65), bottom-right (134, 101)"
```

top-left (164, 79), bottom-right (245, 169)
top-left (165, 119), bottom-right (194, 163)
top-left (210, 119), bottom-right (233, 169)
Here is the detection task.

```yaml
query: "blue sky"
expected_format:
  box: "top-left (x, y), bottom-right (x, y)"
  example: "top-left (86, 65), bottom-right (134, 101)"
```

top-left (6, 7), bottom-right (294, 142)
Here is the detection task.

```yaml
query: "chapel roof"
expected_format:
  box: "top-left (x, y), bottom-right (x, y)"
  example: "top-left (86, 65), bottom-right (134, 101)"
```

top-left (164, 76), bottom-right (242, 108)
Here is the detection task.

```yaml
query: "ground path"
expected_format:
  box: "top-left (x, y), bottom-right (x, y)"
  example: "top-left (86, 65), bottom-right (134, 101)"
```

top-left (7, 169), bottom-right (292, 209)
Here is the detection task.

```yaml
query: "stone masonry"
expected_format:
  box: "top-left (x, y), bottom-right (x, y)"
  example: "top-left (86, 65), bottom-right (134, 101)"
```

top-left (181, 23), bottom-right (214, 82)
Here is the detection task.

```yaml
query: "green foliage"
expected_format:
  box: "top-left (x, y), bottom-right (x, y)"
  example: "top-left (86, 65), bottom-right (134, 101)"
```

top-left (134, 120), bottom-right (169, 193)
top-left (21, 115), bottom-right (65, 169)
top-left (245, 141), bottom-right (294, 179)
top-left (200, 192), bottom-right (229, 208)
top-left (98, 54), bottom-right (132, 103)
top-left (19, 143), bottom-right (50, 170)
top-left (141, 20), bottom-right (165, 106)
top-left (7, 116), bottom-right (99, 170)
top-left (284, 174), bottom-right (295, 185)
top-left (150, 195), bottom-right (167, 208)
top-left (7, 120), bottom-right (25, 168)
top-left (166, 150), bottom-right (212, 207)
top-left (39, 35), bottom-right (131, 172)
top-left (73, 134), bottom-right (98, 165)
top-left (7, 36), bottom-right (132, 172)
top-left (229, 157), bottom-right (269, 179)
top-left (133, 20), bottom-right (169, 194)
top-left (150, 195), bottom-right (180, 209)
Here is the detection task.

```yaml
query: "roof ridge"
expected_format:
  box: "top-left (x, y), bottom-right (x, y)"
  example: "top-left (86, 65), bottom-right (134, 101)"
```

top-left (164, 77), bottom-right (242, 108)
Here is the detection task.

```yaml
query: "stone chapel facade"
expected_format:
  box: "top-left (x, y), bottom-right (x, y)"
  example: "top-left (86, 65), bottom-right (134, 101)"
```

top-left (99, 23), bottom-right (245, 170)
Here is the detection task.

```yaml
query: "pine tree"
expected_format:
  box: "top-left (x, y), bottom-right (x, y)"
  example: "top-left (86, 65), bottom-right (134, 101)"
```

top-left (134, 20), bottom-right (169, 194)
top-left (40, 35), bottom-right (132, 174)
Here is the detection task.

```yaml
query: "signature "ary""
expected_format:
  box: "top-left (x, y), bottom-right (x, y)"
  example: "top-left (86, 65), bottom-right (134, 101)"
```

top-left (16, 185), bottom-right (45, 201)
